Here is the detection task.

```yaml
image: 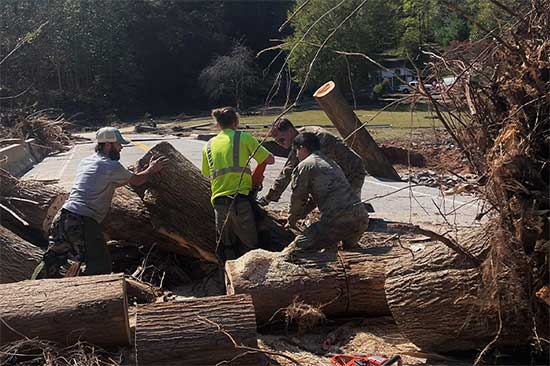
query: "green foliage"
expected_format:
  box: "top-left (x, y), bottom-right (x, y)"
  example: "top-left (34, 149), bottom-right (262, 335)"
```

top-left (284, 0), bottom-right (401, 89)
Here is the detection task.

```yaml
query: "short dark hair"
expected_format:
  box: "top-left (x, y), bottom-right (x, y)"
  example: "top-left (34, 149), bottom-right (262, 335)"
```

top-left (212, 106), bottom-right (238, 128)
top-left (272, 117), bottom-right (294, 132)
top-left (293, 132), bottom-right (320, 152)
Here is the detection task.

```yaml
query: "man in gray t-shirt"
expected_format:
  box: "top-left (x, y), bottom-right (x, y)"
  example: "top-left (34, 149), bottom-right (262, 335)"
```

top-left (33, 127), bottom-right (167, 279)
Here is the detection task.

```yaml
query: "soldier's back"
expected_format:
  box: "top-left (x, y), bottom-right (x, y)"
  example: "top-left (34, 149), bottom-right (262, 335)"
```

top-left (297, 152), bottom-right (361, 221)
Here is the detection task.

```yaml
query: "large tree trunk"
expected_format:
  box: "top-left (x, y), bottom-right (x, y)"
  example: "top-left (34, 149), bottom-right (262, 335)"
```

top-left (0, 226), bottom-right (43, 283)
top-left (0, 169), bottom-right (67, 242)
top-left (0, 273), bottom-right (130, 347)
top-left (134, 142), bottom-right (294, 263)
top-left (313, 81), bottom-right (400, 181)
top-left (225, 249), bottom-right (395, 324)
top-left (384, 227), bottom-right (532, 352)
top-left (135, 294), bottom-right (260, 366)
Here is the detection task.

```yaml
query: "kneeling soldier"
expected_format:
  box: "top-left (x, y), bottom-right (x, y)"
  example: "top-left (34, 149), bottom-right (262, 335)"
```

top-left (283, 132), bottom-right (369, 258)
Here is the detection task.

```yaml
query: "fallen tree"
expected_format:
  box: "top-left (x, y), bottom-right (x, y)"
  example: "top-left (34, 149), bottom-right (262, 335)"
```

top-left (385, 226), bottom-right (531, 352)
top-left (411, 1), bottom-right (549, 357)
top-left (313, 81), bottom-right (400, 181)
top-left (134, 142), bottom-right (294, 262)
top-left (0, 225), bottom-right (43, 283)
top-left (0, 273), bottom-right (130, 347)
top-left (225, 249), bottom-right (395, 324)
top-left (135, 294), bottom-right (260, 366)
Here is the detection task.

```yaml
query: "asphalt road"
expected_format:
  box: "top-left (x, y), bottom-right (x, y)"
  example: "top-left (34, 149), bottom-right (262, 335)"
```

top-left (23, 133), bottom-right (483, 228)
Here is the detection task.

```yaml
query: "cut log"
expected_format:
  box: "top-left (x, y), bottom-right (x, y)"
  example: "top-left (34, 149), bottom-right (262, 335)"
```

top-left (225, 249), bottom-right (395, 324)
top-left (135, 294), bottom-right (260, 366)
top-left (0, 225), bottom-right (43, 283)
top-left (0, 273), bottom-right (130, 347)
top-left (134, 142), bottom-right (294, 262)
top-left (384, 227), bottom-right (531, 352)
top-left (313, 81), bottom-right (400, 181)
top-left (0, 169), bottom-right (67, 241)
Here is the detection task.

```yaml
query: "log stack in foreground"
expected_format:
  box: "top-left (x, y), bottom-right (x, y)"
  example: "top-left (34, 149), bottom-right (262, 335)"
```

top-left (0, 273), bottom-right (130, 347)
top-left (226, 249), bottom-right (395, 324)
top-left (0, 225), bottom-right (43, 284)
top-left (135, 294), bottom-right (260, 366)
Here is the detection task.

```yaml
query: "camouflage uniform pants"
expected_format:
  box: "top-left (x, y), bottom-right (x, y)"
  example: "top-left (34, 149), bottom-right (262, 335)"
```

top-left (349, 173), bottom-right (366, 200)
top-left (33, 209), bottom-right (112, 279)
top-left (214, 195), bottom-right (258, 263)
top-left (286, 205), bottom-right (369, 257)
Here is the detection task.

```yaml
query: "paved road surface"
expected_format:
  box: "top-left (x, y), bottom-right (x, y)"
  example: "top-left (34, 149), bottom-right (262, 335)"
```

top-left (24, 134), bottom-right (483, 227)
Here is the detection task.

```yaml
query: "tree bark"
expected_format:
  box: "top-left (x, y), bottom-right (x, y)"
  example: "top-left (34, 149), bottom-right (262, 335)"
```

top-left (225, 249), bottom-right (395, 324)
top-left (313, 81), bottom-right (401, 181)
top-left (0, 226), bottom-right (43, 284)
top-left (384, 227), bottom-right (531, 352)
top-left (0, 169), bottom-right (67, 241)
top-left (0, 273), bottom-right (130, 347)
top-left (134, 142), bottom-right (294, 263)
top-left (135, 294), bottom-right (260, 366)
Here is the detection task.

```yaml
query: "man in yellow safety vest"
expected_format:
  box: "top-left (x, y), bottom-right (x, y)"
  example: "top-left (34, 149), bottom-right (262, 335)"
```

top-left (201, 106), bottom-right (275, 263)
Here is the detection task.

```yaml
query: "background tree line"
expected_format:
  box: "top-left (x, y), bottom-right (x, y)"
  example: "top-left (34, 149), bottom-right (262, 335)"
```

top-left (0, 0), bottom-right (523, 120)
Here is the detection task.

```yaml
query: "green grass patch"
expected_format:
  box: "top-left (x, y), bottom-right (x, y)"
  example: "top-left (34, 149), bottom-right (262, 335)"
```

top-left (178, 107), bottom-right (443, 129)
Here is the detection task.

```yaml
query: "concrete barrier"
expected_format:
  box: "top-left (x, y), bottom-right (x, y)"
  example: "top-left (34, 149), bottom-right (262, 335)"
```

top-left (0, 139), bottom-right (50, 177)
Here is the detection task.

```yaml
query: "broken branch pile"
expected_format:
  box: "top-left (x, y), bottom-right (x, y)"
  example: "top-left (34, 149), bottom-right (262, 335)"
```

top-left (0, 109), bottom-right (73, 153)
top-left (423, 0), bottom-right (549, 354)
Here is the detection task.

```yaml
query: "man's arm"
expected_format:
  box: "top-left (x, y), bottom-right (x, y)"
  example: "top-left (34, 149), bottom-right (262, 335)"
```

top-left (263, 149), bottom-right (298, 202)
top-left (127, 155), bottom-right (168, 186)
top-left (287, 164), bottom-right (312, 228)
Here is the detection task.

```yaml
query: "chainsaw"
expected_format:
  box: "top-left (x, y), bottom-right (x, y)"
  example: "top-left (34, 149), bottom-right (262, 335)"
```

top-left (330, 354), bottom-right (402, 366)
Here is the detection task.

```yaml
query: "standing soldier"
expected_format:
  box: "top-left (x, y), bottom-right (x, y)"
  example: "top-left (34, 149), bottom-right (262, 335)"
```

top-left (283, 132), bottom-right (369, 258)
top-left (202, 107), bottom-right (275, 263)
top-left (33, 127), bottom-right (167, 278)
top-left (258, 118), bottom-right (366, 206)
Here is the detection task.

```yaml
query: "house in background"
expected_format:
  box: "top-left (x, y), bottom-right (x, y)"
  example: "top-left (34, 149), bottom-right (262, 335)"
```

top-left (378, 56), bottom-right (416, 90)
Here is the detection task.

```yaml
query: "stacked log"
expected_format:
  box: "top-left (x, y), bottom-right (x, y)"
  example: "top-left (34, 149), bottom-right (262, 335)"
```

top-left (225, 249), bottom-right (396, 324)
top-left (0, 225), bottom-right (43, 283)
top-left (135, 294), bottom-right (260, 366)
top-left (313, 81), bottom-right (400, 181)
top-left (0, 273), bottom-right (130, 347)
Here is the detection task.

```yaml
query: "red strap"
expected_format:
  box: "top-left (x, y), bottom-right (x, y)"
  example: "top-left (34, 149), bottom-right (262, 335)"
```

top-left (251, 160), bottom-right (268, 188)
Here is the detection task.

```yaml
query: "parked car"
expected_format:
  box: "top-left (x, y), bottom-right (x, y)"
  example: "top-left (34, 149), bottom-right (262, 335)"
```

top-left (408, 80), bottom-right (434, 91)
top-left (396, 84), bottom-right (413, 93)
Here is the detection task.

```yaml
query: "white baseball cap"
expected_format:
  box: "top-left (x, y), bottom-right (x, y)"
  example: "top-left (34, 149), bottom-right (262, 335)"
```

top-left (96, 127), bottom-right (130, 145)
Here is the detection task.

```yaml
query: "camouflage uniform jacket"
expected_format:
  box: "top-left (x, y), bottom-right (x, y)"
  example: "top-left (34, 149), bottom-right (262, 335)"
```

top-left (265, 126), bottom-right (365, 202)
top-left (288, 152), bottom-right (365, 226)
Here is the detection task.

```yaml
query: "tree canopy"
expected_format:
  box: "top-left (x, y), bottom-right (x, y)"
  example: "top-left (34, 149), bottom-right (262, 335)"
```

top-left (0, 0), bottom-right (528, 119)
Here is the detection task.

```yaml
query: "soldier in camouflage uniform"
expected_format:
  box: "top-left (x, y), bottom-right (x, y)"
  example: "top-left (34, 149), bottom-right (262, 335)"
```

top-left (282, 132), bottom-right (369, 257)
top-left (258, 118), bottom-right (366, 205)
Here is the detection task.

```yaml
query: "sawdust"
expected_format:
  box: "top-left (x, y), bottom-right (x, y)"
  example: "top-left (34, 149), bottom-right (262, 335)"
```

top-left (259, 317), bottom-right (428, 366)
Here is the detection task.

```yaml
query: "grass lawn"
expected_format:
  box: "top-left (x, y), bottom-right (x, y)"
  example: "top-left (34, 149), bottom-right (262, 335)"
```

top-left (166, 105), bottom-right (445, 141)
top-left (178, 108), bottom-right (442, 129)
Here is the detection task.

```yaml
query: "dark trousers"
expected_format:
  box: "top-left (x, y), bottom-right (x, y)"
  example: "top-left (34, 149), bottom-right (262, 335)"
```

top-left (213, 194), bottom-right (258, 263)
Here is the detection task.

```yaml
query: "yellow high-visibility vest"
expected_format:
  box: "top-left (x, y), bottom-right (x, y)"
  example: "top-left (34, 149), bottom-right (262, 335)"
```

top-left (201, 129), bottom-right (270, 204)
